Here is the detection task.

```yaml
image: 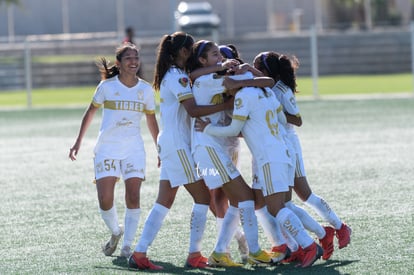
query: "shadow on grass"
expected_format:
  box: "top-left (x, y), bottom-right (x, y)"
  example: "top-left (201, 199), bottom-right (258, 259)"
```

top-left (92, 256), bottom-right (359, 274)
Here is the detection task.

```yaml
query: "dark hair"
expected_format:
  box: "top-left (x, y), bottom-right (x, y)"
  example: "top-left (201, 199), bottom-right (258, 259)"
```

top-left (96, 42), bottom-right (138, 80)
top-left (255, 51), bottom-right (299, 93)
top-left (219, 44), bottom-right (244, 63)
top-left (153, 32), bottom-right (194, 91)
top-left (186, 40), bottom-right (216, 72)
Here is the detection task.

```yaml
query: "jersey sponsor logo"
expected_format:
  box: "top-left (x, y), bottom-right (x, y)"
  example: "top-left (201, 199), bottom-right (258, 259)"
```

top-left (178, 77), bottom-right (189, 87)
top-left (104, 100), bottom-right (145, 112)
top-left (116, 118), bottom-right (133, 127)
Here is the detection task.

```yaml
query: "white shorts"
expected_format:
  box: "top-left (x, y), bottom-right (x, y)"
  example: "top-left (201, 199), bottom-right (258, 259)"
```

top-left (252, 161), bottom-right (290, 196)
top-left (94, 151), bottom-right (146, 181)
top-left (284, 138), bottom-right (296, 187)
top-left (288, 133), bottom-right (306, 178)
top-left (159, 147), bottom-right (200, 188)
top-left (193, 145), bottom-right (240, 190)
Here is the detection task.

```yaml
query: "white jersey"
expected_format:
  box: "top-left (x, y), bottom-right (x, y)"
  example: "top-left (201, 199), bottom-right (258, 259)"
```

top-left (232, 86), bottom-right (291, 166)
top-left (271, 80), bottom-right (300, 135)
top-left (92, 76), bottom-right (155, 159)
top-left (157, 66), bottom-right (194, 154)
top-left (191, 73), bottom-right (232, 153)
top-left (271, 80), bottom-right (306, 177)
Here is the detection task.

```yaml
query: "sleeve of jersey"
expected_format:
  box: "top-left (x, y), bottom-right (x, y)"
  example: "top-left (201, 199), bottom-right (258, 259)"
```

top-left (171, 74), bottom-right (193, 102)
top-left (283, 90), bottom-right (301, 117)
top-left (144, 86), bottom-right (156, 115)
top-left (92, 83), bottom-right (105, 107)
top-left (204, 119), bottom-right (245, 137)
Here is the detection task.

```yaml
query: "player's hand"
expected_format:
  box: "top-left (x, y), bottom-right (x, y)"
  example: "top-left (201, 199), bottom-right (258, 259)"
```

top-left (157, 156), bottom-right (161, 168)
top-left (69, 140), bottom-right (81, 161)
top-left (194, 117), bottom-right (211, 132)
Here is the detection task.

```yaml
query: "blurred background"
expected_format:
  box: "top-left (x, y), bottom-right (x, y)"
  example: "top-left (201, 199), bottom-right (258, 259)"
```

top-left (0, 0), bottom-right (413, 91)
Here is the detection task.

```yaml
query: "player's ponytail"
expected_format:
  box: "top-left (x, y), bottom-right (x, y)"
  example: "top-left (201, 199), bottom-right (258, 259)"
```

top-left (153, 32), bottom-right (194, 91)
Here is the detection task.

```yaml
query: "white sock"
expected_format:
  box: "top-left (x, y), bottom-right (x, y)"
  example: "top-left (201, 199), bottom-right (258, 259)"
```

top-left (238, 200), bottom-right (260, 254)
top-left (99, 205), bottom-right (121, 235)
top-left (135, 203), bottom-right (169, 252)
top-left (215, 206), bottom-right (239, 253)
top-left (216, 217), bottom-right (224, 234)
top-left (276, 207), bottom-right (314, 249)
top-left (280, 220), bottom-right (299, 252)
top-left (189, 203), bottom-right (209, 253)
top-left (122, 208), bottom-right (141, 249)
top-left (285, 201), bottom-right (325, 239)
top-left (255, 206), bottom-right (279, 247)
top-left (305, 193), bottom-right (342, 229)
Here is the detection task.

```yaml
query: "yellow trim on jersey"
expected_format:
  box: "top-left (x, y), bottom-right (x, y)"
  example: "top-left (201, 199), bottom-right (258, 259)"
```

top-left (210, 94), bottom-right (224, 105)
top-left (263, 163), bottom-right (274, 194)
top-left (92, 102), bottom-right (101, 108)
top-left (177, 149), bottom-right (196, 183)
top-left (144, 110), bottom-right (156, 115)
top-left (277, 105), bottom-right (283, 113)
top-left (206, 146), bottom-right (230, 184)
top-left (178, 93), bottom-right (194, 102)
top-left (232, 115), bottom-right (248, 121)
top-left (104, 100), bottom-right (146, 112)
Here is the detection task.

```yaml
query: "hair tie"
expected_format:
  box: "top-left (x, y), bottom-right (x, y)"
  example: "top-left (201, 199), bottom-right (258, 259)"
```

top-left (197, 40), bottom-right (208, 57)
top-left (261, 52), bottom-right (271, 73)
top-left (219, 45), bottom-right (234, 59)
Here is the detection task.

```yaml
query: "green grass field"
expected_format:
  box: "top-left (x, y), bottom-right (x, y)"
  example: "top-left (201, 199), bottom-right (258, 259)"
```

top-left (0, 93), bottom-right (413, 274)
top-left (0, 74), bottom-right (413, 108)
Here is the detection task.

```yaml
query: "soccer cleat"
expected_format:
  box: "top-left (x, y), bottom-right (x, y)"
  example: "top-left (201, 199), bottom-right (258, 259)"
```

top-left (336, 223), bottom-right (352, 249)
top-left (102, 225), bottom-right (123, 256)
top-left (271, 244), bottom-right (291, 262)
top-left (128, 253), bottom-right (164, 270)
top-left (236, 233), bottom-right (249, 264)
top-left (282, 247), bottom-right (304, 263)
top-left (319, 226), bottom-right (335, 260)
top-left (300, 242), bottom-right (323, 268)
top-left (247, 249), bottom-right (273, 265)
top-left (208, 252), bottom-right (243, 267)
top-left (120, 246), bottom-right (132, 259)
top-left (185, 254), bottom-right (209, 268)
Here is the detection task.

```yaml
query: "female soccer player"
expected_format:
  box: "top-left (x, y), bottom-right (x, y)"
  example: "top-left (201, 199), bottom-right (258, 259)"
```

top-left (69, 42), bottom-right (159, 259)
top-left (253, 51), bottom-right (351, 259)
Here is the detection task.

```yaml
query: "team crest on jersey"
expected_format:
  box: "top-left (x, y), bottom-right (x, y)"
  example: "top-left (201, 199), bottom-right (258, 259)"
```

top-left (179, 77), bottom-right (189, 87)
top-left (137, 90), bottom-right (144, 100)
top-left (235, 98), bottom-right (243, 109)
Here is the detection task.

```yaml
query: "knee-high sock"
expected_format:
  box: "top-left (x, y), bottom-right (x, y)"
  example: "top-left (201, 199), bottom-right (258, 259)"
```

top-left (285, 201), bottom-right (325, 239)
top-left (255, 206), bottom-right (279, 247)
top-left (135, 203), bottom-right (169, 252)
top-left (189, 203), bottom-right (209, 253)
top-left (100, 205), bottom-right (121, 235)
top-left (238, 200), bottom-right (260, 254)
top-left (305, 193), bottom-right (342, 230)
top-left (122, 208), bottom-right (141, 248)
top-left (214, 205), bottom-right (240, 253)
top-left (276, 207), bottom-right (314, 249)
